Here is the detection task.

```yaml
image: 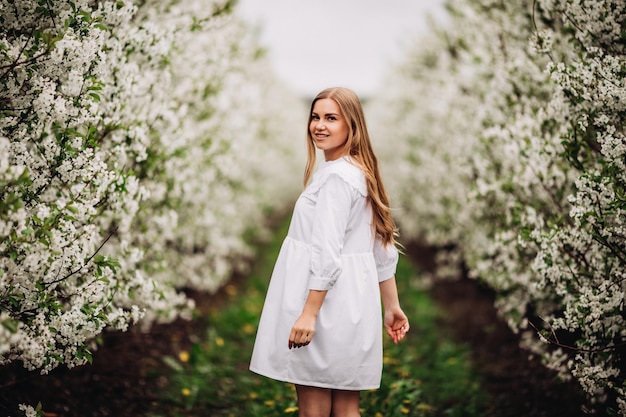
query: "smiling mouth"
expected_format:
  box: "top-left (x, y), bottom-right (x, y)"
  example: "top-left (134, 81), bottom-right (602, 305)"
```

top-left (315, 133), bottom-right (329, 138)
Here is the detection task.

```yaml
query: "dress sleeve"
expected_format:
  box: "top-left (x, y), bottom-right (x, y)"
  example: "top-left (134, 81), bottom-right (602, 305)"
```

top-left (308, 173), bottom-right (355, 291)
top-left (373, 235), bottom-right (399, 282)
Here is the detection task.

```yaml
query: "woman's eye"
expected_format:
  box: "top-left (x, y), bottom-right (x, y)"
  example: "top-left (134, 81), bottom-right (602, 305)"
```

top-left (311, 115), bottom-right (319, 120)
top-left (328, 116), bottom-right (336, 121)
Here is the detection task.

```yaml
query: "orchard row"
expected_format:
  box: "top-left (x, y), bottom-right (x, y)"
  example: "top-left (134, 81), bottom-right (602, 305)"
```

top-left (369, 0), bottom-right (625, 413)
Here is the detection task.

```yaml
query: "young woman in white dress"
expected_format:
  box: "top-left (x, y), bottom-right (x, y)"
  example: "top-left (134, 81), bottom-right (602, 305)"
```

top-left (250, 87), bottom-right (409, 417)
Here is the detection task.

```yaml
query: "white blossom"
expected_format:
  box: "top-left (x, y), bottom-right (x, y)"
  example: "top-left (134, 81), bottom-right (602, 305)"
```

top-left (0, 0), bottom-right (304, 384)
top-left (369, 0), bottom-right (625, 412)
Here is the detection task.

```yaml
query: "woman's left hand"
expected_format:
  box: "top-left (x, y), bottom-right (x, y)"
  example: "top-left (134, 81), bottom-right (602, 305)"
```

top-left (384, 307), bottom-right (409, 344)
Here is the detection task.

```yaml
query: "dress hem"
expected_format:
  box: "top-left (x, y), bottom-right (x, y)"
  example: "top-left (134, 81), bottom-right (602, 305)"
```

top-left (249, 366), bottom-right (381, 391)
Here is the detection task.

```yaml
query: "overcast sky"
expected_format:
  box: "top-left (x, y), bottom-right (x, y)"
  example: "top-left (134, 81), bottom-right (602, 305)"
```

top-left (235, 0), bottom-right (447, 98)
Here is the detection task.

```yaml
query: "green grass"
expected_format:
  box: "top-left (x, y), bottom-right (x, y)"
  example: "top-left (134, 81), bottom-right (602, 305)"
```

top-left (149, 217), bottom-right (488, 417)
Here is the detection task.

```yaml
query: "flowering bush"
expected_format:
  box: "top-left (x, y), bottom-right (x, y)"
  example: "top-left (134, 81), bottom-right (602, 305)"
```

top-left (0, 0), bottom-right (303, 377)
top-left (370, 0), bottom-right (625, 413)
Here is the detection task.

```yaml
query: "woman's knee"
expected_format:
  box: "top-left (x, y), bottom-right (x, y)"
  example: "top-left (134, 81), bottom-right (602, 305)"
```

top-left (296, 385), bottom-right (332, 417)
top-left (330, 390), bottom-right (361, 417)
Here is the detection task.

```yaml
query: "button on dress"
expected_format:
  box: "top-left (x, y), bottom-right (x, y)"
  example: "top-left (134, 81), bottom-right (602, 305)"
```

top-left (250, 156), bottom-right (399, 390)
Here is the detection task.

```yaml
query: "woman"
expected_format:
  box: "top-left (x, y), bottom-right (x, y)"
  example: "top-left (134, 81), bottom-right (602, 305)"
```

top-left (250, 87), bottom-right (409, 417)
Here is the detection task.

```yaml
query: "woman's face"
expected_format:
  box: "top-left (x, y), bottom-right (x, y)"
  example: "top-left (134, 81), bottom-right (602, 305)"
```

top-left (310, 98), bottom-right (349, 161)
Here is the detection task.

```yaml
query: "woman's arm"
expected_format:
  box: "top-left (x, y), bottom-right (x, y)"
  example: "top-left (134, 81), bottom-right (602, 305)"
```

top-left (289, 289), bottom-right (327, 349)
top-left (380, 277), bottom-right (409, 344)
top-left (290, 174), bottom-right (353, 349)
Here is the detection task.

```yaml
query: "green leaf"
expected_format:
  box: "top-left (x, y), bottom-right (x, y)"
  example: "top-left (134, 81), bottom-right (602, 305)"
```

top-left (8, 293), bottom-right (22, 308)
top-left (78, 11), bottom-right (92, 22)
top-left (76, 347), bottom-right (93, 364)
top-left (1, 318), bottom-right (19, 333)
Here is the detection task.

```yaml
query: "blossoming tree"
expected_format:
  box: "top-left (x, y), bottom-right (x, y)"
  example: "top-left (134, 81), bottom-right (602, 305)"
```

top-left (0, 0), bottom-right (303, 378)
top-left (369, 0), bottom-right (625, 413)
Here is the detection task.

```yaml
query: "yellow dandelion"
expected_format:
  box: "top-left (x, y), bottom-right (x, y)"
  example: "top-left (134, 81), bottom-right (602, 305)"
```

top-left (181, 388), bottom-right (191, 396)
top-left (216, 337), bottom-right (225, 347)
top-left (383, 356), bottom-right (399, 365)
top-left (401, 406), bottom-right (410, 414)
top-left (264, 400), bottom-right (275, 407)
top-left (249, 392), bottom-right (259, 400)
top-left (375, 413), bottom-right (383, 417)
top-left (178, 351), bottom-right (190, 362)
top-left (242, 323), bottom-right (255, 334)
top-left (284, 406), bottom-right (299, 413)
top-left (225, 284), bottom-right (237, 297)
top-left (417, 403), bottom-right (435, 412)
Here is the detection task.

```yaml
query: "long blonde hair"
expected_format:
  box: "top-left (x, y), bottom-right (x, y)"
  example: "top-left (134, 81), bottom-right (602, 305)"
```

top-left (304, 87), bottom-right (398, 247)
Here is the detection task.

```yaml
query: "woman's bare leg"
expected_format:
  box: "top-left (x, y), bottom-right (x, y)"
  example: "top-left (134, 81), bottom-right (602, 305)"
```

top-left (296, 385), bottom-right (332, 417)
top-left (331, 390), bottom-right (361, 417)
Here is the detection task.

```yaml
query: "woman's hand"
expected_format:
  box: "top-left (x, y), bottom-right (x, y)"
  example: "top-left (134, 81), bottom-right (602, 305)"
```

top-left (289, 290), bottom-right (326, 349)
top-left (289, 313), bottom-right (316, 349)
top-left (384, 306), bottom-right (409, 344)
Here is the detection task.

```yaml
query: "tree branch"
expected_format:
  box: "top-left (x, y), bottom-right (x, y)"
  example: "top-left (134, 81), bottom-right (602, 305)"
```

top-left (529, 318), bottom-right (626, 353)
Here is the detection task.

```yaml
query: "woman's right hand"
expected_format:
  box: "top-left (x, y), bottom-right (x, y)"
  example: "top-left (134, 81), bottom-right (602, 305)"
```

top-left (289, 313), bottom-right (316, 349)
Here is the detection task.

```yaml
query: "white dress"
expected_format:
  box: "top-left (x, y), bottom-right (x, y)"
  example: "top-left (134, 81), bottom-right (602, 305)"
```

top-left (249, 156), bottom-right (399, 390)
